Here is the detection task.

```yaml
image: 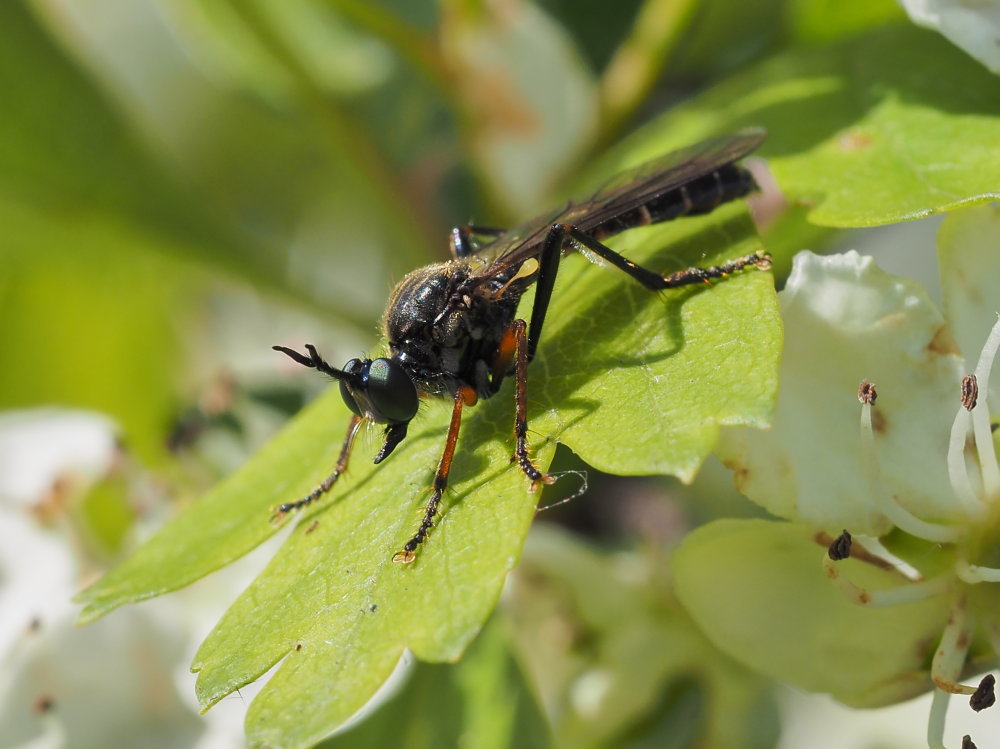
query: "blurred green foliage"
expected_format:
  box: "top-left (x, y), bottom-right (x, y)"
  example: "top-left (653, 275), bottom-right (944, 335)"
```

top-left (2, 0), bottom-right (997, 746)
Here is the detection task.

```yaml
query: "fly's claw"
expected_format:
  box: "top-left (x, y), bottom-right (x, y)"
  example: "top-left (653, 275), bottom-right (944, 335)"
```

top-left (753, 250), bottom-right (773, 271)
top-left (269, 505), bottom-right (292, 525)
top-left (529, 473), bottom-right (557, 494)
top-left (517, 450), bottom-right (556, 493)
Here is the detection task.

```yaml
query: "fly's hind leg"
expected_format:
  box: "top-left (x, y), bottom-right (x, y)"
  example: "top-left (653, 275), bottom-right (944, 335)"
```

top-left (560, 223), bottom-right (771, 292)
top-left (525, 223), bottom-right (771, 360)
top-left (393, 386), bottom-right (478, 563)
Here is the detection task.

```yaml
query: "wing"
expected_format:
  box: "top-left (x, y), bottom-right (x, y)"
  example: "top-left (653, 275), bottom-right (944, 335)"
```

top-left (474, 128), bottom-right (766, 282)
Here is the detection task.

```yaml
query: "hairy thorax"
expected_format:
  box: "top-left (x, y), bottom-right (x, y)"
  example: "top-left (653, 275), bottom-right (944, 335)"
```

top-left (382, 259), bottom-right (527, 398)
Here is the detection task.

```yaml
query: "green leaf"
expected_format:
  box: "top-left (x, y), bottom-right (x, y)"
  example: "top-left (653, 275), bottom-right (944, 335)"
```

top-left (77, 153), bottom-right (780, 744)
top-left (673, 519), bottom-right (949, 707)
top-left (616, 24), bottom-right (1000, 227)
top-left (316, 616), bottom-right (551, 749)
top-left (193, 396), bottom-right (551, 748)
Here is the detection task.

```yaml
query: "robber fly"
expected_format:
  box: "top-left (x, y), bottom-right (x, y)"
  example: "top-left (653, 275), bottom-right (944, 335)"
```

top-left (273, 128), bottom-right (771, 563)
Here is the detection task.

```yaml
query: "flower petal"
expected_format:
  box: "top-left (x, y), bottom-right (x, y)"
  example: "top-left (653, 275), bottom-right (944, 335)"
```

top-left (673, 519), bottom-right (949, 706)
top-left (718, 251), bottom-right (965, 534)
top-left (939, 204), bottom-right (1000, 401)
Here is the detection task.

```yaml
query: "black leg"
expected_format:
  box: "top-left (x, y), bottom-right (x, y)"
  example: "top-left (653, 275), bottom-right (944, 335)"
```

top-left (450, 224), bottom-right (508, 259)
top-left (393, 386), bottom-right (478, 563)
top-left (272, 414), bottom-right (363, 519)
top-left (525, 223), bottom-right (771, 360)
top-left (525, 223), bottom-right (567, 361)
top-left (564, 224), bottom-right (770, 291)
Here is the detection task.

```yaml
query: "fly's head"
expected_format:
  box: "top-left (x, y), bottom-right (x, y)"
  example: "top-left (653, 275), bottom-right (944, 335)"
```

top-left (338, 356), bottom-right (419, 426)
top-left (273, 344), bottom-right (418, 426)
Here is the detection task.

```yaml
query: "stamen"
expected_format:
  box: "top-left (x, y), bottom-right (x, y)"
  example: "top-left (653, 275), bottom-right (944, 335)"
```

top-left (823, 557), bottom-right (951, 605)
top-left (822, 530), bottom-right (952, 606)
top-left (948, 406), bottom-right (987, 520)
top-left (970, 317), bottom-right (1000, 498)
top-left (857, 381), bottom-right (962, 542)
top-left (955, 557), bottom-right (1000, 584)
top-left (931, 597), bottom-right (974, 696)
top-left (927, 688), bottom-right (948, 749)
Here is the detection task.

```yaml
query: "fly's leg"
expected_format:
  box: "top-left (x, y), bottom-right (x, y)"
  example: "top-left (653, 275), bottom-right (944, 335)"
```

top-left (552, 224), bottom-right (771, 291)
top-left (271, 414), bottom-right (362, 521)
top-left (511, 319), bottom-right (556, 491)
top-left (450, 224), bottom-right (507, 259)
top-left (523, 222), bottom-right (566, 361)
top-left (561, 223), bottom-right (771, 291)
top-left (393, 386), bottom-right (478, 563)
top-left (525, 222), bottom-right (771, 359)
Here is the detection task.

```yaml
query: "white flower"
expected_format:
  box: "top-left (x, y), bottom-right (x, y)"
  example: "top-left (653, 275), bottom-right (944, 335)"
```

top-left (687, 204), bottom-right (1000, 748)
top-left (901, 0), bottom-right (1000, 75)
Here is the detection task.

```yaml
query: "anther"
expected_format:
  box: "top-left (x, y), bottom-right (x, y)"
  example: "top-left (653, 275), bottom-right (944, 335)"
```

top-left (961, 375), bottom-right (979, 411)
top-left (970, 674), bottom-right (996, 712)
top-left (828, 530), bottom-right (852, 561)
top-left (858, 380), bottom-right (877, 405)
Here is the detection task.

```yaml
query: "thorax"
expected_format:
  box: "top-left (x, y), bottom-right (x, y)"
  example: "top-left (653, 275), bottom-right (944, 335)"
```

top-left (381, 258), bottom-right (527, 396)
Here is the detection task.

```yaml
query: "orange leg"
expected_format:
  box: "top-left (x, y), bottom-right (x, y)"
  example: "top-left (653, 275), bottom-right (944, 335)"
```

top-left (271, 414), bottom-right (362, 520)
top-left (393, 386), bottom-right (478, 563)
top-left (511, 319), bottom-right (556, 491)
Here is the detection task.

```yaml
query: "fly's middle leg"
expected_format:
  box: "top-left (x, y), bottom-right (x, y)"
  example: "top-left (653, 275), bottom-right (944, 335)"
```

top-left (511, 319), bottom-right (555, 491)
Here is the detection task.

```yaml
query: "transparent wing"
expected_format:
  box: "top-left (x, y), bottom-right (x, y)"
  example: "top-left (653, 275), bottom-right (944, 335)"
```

top-left (474, 128), bottom-right (765, 281)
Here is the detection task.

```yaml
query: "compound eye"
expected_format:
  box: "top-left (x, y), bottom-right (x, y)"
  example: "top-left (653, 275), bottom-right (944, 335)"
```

top-left (339, 358), bottom-right (365, 418)
top-left (366, 358), bottom-right (418, 424)
top-left (339, 379), bottom-right (364, 419)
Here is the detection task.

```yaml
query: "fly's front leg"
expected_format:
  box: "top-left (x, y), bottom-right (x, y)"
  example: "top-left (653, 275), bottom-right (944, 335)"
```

top-left (393, 386), bottom-right (478, 563)
top-left (511, 319), bottom-right (556, 491)
top-left (271, 414), bottom-right (363, 521)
